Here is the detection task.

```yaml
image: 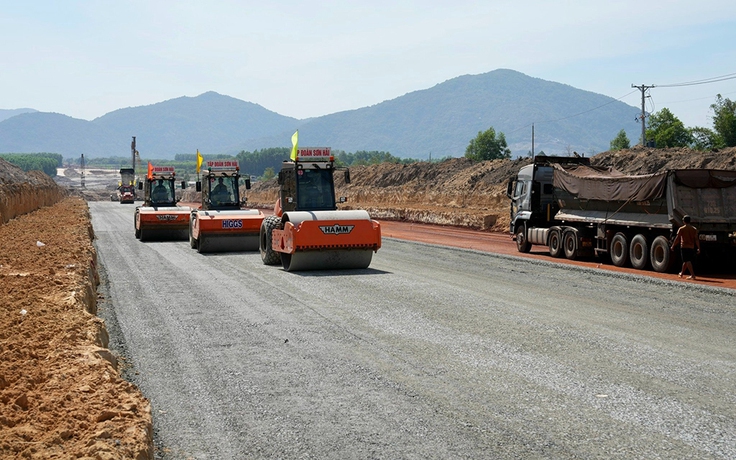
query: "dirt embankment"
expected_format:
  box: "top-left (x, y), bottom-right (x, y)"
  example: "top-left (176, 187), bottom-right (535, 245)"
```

top-left (0, 159), bottom-right (67, 225)
top-left (1, 160), bottom-right (152, 459)
top-left (247, 146), bottom-right (736, 232)
top-left (247, 157), bottom-right (531, 232)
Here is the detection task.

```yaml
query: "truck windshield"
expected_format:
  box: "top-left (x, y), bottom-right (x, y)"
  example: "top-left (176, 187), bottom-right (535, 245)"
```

top-left (296, 168), bottom-right (335, 210)
top-left (209, 175), bottom-right (238, 206)
top-left (151, 180), bottom-right (174, 204)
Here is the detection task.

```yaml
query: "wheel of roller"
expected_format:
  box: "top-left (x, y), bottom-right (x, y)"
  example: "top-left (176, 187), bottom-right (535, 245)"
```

top-left (260, 216), bottom-right (281, 265)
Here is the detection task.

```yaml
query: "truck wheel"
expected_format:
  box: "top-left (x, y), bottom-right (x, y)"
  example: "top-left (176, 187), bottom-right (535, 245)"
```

top-left (629, 234), bottom-right (649, 270)
top-left (610, 232), bottom-right (628, 267)
top-left (563, 230), bottom-right (578, 260)
top-left (650, 235), bottom-right (672, 273)
top-left (260, 216), bottom-right (281, 265)
top-left (515, 226), bottom-right (531, 253)
top-left (548, 229), bottom-right (563, 258)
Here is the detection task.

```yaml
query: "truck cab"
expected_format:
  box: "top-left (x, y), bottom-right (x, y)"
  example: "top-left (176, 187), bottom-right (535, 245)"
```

top-left (507, 155), bottom-right (589, 251)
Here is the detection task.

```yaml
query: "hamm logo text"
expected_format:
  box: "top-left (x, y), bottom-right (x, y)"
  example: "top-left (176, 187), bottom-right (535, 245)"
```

top-left (319, 224), bottom-right (354, 235)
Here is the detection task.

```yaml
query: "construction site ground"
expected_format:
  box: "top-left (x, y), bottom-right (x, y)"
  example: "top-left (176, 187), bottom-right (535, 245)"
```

top-left (1, 146), bottom-right (736, 458)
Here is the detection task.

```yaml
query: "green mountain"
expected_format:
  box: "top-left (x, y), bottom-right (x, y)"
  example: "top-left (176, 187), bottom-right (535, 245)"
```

top-left (267, 69), bottom-right (640, 158)
top-left (0, 70), bottom-right (640, 159)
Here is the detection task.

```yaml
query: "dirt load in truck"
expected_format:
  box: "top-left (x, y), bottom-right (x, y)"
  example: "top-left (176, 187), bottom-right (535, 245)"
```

top-left (259, 147), bottom-right (381, 271)
top-left (508, 155), bottom-right (736, 273)
top-left (189, 159), bottom-right (264, 253)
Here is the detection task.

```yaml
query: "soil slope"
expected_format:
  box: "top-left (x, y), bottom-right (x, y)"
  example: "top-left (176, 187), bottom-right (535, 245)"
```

top-left (1, 163), bottom-right (152, 459)
top-left (247, 146), bottom-right (736, 232)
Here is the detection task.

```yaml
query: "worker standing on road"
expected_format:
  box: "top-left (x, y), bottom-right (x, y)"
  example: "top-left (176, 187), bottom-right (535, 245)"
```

top-left (671, 215), bottom-right (700, 280)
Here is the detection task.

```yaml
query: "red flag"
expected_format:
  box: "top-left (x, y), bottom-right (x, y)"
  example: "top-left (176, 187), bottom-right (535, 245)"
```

top-left (147, 161), bottom-right (153, 180)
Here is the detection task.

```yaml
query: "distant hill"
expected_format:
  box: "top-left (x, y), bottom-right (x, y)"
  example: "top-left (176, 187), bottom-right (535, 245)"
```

top-left (0, 70), bottom-right (640, 159)
top-left (0, 108), bottom-right (37, 122)
top-left (92, 91), bottom-right (299, 157)
top-left (273, 69), bottom-right (640, 158)
top-left (0, 112), bottom-right (120, 155)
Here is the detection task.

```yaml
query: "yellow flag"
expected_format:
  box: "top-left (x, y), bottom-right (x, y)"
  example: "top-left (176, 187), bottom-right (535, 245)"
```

top-left (196, 149), bottom-right (203, 174)
top-left (290, 130), bottom-right (298, 161)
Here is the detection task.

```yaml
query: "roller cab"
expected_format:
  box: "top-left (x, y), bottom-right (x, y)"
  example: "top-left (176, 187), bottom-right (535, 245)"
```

top-left (260, 147), bottom-right (381, 271)
top-left (189, 160), bottom-right (264, 253)
top-left (134, 165), bottom-right (190, 241)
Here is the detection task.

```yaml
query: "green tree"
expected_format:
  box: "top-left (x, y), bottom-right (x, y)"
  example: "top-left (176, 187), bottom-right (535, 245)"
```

top-left (645, 108), bottom-right (692, 148)
top-left (688, 126), bottom-right (723, 151)
top-left (710, 94), bottom-right (736, 147)
top-left (465, 127), bottom-right (511, 161)
top-left (609, 129), bottom-right (630, 151)
top-left (261, 167), bottom-right (275, 181)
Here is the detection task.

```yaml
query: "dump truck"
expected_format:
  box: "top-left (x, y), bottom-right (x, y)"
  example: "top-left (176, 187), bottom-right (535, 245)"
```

top-left (259, 147), bottom-right (382, 271)
top-left (189, 160), bottom-right (264, 253)
top-left (116, 168), bottom-right (136, 203)
top-left (507, 155), bottom-right (736, 272)
top-left (134, 165), bottom-right (190, 241)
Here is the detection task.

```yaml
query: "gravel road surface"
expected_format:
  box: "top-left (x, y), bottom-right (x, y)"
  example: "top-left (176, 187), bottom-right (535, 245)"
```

top-left (90, 202), bottom-right (736, 459)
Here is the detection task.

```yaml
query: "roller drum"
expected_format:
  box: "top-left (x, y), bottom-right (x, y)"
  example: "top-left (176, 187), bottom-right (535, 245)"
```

top-left (281, 249), bottom-right (373, 271)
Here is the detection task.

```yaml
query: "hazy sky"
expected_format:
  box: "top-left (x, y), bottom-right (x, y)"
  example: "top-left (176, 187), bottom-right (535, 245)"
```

top-left (2, 1), bottom-right (735, 130)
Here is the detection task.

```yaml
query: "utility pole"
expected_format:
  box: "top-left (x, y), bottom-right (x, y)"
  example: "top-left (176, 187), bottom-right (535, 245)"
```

top-left (631, 84), bottom-right (655, 146)
top-left (80, 154), bottom-right (85, 188)
top-left (531, 123), bottom-right (535, 158)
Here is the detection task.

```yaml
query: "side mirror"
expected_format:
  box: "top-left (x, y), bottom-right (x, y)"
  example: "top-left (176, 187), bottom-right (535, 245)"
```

top-left (277, 171), bottom-right (284, 185)
top-left (245, 178), bottom-right (251, 190)
top-left (196, 182), bottom-right (202, 192)
top-left (138, 181), bottom-right (143, 190)
top-left (344, 169), bottom-right (351, 184)
top-left (181, 181), bottom-right (187, 189)
top-left (506, 179), bottom-right (514, 198)
top-left (338, 196), bottom-right (348, 203)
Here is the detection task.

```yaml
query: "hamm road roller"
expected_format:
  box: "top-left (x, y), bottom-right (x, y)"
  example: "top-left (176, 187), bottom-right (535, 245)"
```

top-left (189, 159), bottom-right (264, 253)
top-left (260, 147), bottom-right (381, 271)
top-left (134, 164), bottom-right (191, 241)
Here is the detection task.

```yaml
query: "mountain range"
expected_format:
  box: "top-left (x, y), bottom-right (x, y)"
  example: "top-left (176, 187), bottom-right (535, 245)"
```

top-left (0, 69), bottom-right (640, 160)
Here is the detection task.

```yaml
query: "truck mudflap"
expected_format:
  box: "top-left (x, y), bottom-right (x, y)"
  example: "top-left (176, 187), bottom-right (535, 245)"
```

top-left (271, 210), bottom-right (382, 271)
top-left (191, 209), bottom-right (265, 252)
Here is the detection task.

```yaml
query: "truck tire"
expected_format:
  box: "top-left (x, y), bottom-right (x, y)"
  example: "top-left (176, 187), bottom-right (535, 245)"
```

top-left (563, 230), bottom-right (578, 260)
top-left (548, 229), bottom-right (563, 258)
top-left (610, 232), bottom-right (628, 267)
top-left (260, 216), bottom-right (281, 265)
top-left (650, 235), bottom-right (673, 273)
top-left (629, 234), bottom-right (649, 270)
top-left (515, 225), bottom-right (531, 253)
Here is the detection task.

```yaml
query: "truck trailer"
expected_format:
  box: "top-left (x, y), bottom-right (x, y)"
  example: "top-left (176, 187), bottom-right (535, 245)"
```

top-left (507, 155), bottom-right (736, 272)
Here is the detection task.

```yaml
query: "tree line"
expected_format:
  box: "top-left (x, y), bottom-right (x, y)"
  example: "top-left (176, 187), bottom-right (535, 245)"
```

top-left (0, 153), bottom-right (62, 176)
top-left (59, 149), bottom-right (421, 181)
top-left (610, 94), bottom-right (736, 151)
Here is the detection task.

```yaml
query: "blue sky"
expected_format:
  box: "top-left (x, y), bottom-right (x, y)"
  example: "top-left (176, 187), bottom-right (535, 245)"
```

top-left (2, 1), bottom-right (735, 130)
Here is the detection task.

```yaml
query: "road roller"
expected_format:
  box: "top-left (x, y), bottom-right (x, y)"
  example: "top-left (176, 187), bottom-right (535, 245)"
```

top-left (260, 147), bottom-right (381, 271)
top-left (134, 164), bottom-right (191, 241)
top-left (189, 159), bottom-right (264, 253)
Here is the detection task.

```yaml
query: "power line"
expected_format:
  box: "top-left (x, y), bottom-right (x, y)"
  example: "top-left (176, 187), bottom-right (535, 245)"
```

top-left (657, 72), bottom-right (736, 88)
